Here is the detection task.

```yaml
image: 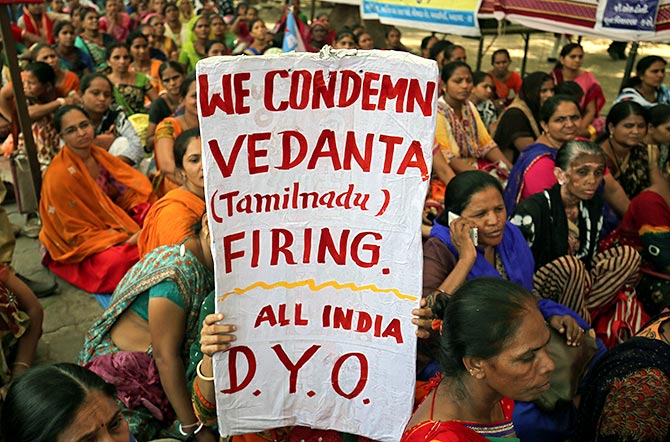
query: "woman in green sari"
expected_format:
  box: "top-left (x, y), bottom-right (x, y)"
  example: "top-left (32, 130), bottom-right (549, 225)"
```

top-left (79, 212), bottom-right (218, 442)
top-left (179, 15), bottom-right (211, 72)
top-left (75, 8), bottom-right (115, 70)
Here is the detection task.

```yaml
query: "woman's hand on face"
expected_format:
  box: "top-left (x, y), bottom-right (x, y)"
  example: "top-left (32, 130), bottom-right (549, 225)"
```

top-left (449, 217), bottom-right (477, 262)
top-left (412, 297), bottom-right (434, 339)
top-left (200, 313), bottom-right (236, 357)
top-left (549, 314), bottom-right (585, 347)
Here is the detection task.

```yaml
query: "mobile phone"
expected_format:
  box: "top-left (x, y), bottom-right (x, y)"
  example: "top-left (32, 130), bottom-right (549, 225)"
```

top-left (447, 211), bottom-right (478, 246)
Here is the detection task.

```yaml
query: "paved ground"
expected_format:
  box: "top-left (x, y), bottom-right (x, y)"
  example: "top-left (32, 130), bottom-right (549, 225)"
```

top-left (8, 203), bottom-right (103, 366)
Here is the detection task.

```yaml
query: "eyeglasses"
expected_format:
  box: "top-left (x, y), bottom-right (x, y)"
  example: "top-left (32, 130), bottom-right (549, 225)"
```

top-left (61, 120), bottom-right (92, 136)
top-left (552, 115), bottom-right (581, 125)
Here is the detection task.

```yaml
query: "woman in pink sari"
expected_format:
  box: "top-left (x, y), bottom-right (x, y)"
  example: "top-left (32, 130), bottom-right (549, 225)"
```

top-left (551, 43), bottom-right (606, 139)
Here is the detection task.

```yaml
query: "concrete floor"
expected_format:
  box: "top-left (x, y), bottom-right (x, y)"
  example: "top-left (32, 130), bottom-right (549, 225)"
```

top-left (8, 205), bottom-right (103, 366)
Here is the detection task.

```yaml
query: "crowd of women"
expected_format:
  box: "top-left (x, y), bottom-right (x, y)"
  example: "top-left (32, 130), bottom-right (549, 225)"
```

top-left (0, 0), bottom-right (669, 440)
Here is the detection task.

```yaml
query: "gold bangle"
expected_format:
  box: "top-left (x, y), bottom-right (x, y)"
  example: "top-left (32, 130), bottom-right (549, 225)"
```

top-left (13, 361), bottom-right (30, 369)
top-left (196, 359), bottom-right (214, 382)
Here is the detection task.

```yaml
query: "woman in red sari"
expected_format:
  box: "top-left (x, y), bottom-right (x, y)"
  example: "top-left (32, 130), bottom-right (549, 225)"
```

top-left (403, 278), bottom-right (555, 441)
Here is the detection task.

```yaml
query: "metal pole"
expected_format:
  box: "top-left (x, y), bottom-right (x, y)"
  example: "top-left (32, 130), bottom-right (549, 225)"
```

top-left (476, 35), bottom-right (484, 71)
top-left (620, 41), bottom-right (639, 92)
top-left (310, 0), bottom-right (315, 23)
top-left (0, 5), bottom-right (42, 204)
top-left (521, 32), bottom-right (530, 77)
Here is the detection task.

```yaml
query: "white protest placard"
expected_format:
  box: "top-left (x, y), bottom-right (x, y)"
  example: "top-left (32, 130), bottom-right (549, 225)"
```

top-left (197, 48), bottom-right (436, 442)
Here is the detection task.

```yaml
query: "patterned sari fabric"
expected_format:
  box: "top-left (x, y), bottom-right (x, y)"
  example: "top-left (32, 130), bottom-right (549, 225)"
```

top-left (0, 284), bottom-right (29, 386)
top-left (75, 34), bottom-right (115, 70)
top-left (503, 143), bottom-right (556, 215)
top-left (402, 376), bottom-right (518, 442)
top-left (113, 73), bottom-right (152, 116)
top-left (79, 245), bottom-right (214, 440)
top-left (575, 313), bottom-right (670, 441)
top-left (609, 144), bottom-right (652, 200)
top-left (435, 97), bottom-right (497, 163)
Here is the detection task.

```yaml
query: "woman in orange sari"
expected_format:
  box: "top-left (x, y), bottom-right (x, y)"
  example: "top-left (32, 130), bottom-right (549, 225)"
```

top-left (138, 127), bottom-right (205, 257)
top-left (154, 74), bottom-right (198, 196)
top-left (39, 105), bottom-right (156, 293)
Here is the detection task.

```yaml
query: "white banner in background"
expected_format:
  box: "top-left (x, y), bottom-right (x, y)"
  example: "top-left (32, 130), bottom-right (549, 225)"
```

top-left (196, 48), bottom-right (436, 442)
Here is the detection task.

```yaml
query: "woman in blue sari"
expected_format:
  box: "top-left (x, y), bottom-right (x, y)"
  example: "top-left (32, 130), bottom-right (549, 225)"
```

top-left (419, 170), bottom-right (597, 441)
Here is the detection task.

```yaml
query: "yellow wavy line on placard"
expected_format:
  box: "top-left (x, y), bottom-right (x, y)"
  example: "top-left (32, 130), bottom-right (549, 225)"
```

top-left (218, 278), bottom-right (417, 302)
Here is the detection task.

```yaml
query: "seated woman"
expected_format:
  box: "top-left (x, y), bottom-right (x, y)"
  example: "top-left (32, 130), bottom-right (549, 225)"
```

top-left (493, 72), bottom-right (554, 163)
top-left (355, 31), bottom-right (375, 50)
top-left (163, 2), bottom-right (186, 50)
top-left (511, 140), bottom-right (641, 330)
top-left (52, 21), bottom-right (94, 78)
top-left (79, 214), bottom-right (217, 441)
top-left (31, 44), bottom-right (81, 98)
top-left (333, 30), bottom-right (356, 49)
top-left (575, 312), bottom-right (670, 441)
top-left (228, 2), bottom-right (252, 49)
top-left (489, 49), bottom-right (522, 109)
top-left (178, 0), bottom-right (194, 23)
top-left (80, 73), bottom-right (144, 167)
top-left (127, 30), bottom-right (163, 96)
top-left (106, 42), bottom-right (158, 116)
top-left (615, 55), bottom-right (670, 108)
top-left (504, 95), bottom-right (580, 213)
top-left (0, 264), bottom-right (43, 398)
top-left (405, 278), bottom-right (556, 441)
top-left (1, 363), bottom-right (136, 442)
top-left (306, 19), bottom-right (330, 52)
top-left (146, 61), bottom-right (185, 151)
top-left (551, 43), bottom-right (606, 138)
top-left (138, 128), bottom-right (205, 257)
top-left (137, 23), bottom-right (168, 62)
top-left (0, 62), bottom-right (76, 171)
top-left (154, 74), bottom-right (198, 196)
top-left (209, 14), bottom-right (233, 52)
top-left (598, 101), bottom-right (662, 200)
top-left (243, 19), bottom-right (269, 56)
top-left (149, 13), bottom-right (179, 61)
top-left (428, 40), bottom-right (454, 71)
top-left (383, 27), bottom-right (409, 52)
top-left (75, 8), bottom-right (116, 70)
top-left (603, 149), bottom-right (670, 316)
top-left (420, 35), bottom-right (438, 58)
top-left (469, 71), bottom-right (497, 134)
top-left (39, 105), bottom-right (155, 294)
top-left (100, 0), bottom-right (132, 42)
top-left (433, 61), bottom-right (512, 185)
top-left (205, 40), bottom-right (227, 56)
top-left (179, 15), bottom-right (211, 71)
top-left (646, 104), bottom-right (670, 168)
top-left (442, 44), bottom-right (467, 63)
